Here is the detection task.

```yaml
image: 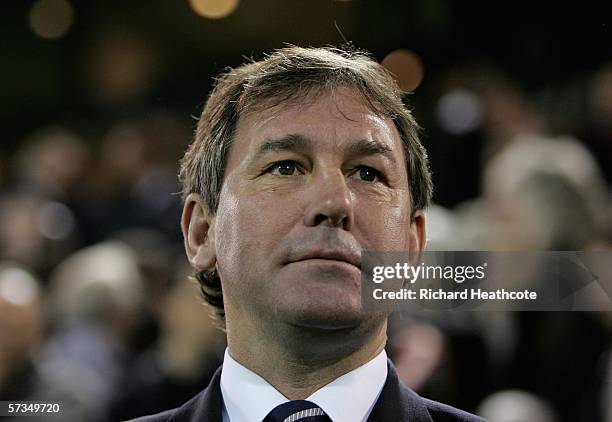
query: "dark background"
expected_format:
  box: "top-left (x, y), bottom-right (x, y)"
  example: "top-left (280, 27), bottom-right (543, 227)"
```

top-left (2, 3), bottom-right (611, 206)
top-left (1, 2), bottom-right (611, 421)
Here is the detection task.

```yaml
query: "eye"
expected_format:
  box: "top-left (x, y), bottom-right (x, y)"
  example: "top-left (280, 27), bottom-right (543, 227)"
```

top-left (269, 160), bottom-right (299, 176)
top-left (356, 166), bottom-right (383, 182)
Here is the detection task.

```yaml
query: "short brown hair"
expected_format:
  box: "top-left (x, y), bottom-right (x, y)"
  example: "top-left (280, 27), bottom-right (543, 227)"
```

top-left (179, 45), bottom-right (433, 325)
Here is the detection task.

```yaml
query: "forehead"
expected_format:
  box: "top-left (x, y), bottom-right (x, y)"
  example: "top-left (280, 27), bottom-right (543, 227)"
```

top-left (234, 88), bottom-right (403, 153)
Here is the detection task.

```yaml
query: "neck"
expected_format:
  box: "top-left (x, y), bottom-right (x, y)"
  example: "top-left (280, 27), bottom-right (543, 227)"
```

top-left (226, 316), bottom-right (387, 399)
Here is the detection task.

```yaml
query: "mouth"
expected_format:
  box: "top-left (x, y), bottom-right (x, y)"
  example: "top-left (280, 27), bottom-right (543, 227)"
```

top-left (290, 250), bottom-right (361, 269)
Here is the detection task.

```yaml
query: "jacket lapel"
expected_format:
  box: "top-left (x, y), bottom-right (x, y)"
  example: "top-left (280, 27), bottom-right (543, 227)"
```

top-left (168, 366), bottom-right (224, 422)
top-left (368, 360), bottom-right (433, 422)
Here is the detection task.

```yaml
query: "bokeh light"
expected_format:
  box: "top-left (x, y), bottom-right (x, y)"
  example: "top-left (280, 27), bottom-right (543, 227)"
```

top-left (189, 0), bottom-right (240, 19)
top-left (28, 0), bottom-right (74, 40)
top-left (435, 88), bottom-right (483, 135)
top-left (89, 34), bottom-right (158, 105)
top-left (0, 267), bottom-right (39, 306)
top-left (37, 201), bottom-right (76, 241)
top-left (382, 49), bottom-right (425, 92)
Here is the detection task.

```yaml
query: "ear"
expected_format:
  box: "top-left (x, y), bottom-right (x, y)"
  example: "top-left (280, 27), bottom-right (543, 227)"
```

top-left (408, 209), bottom-right (427, 264)
top-left (181, 193), bottom-right (216, 270)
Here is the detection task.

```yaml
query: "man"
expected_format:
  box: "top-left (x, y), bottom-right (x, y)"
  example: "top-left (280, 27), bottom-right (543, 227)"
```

top-left (134, 46), bottom-right (485, 421)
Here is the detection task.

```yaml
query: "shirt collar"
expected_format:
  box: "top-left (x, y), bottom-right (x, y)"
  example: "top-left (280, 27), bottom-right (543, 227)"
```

top-left (220, 348), bottom-right (388, 422)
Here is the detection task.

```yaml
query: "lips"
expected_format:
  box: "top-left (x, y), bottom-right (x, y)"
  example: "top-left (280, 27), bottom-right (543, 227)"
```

top-left (290, 249), bottom-right (361, 269)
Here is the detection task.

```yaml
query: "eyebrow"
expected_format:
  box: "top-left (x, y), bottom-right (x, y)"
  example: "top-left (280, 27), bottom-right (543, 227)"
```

top-left (255, 134), bottom-right (310, 158)
top-left (254, 134), bottom-right (397, 163)
top-left (347, 138), bottom-right (396, 163)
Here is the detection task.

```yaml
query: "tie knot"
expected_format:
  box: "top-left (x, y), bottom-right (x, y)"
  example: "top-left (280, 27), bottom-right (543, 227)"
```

top-left (264, 400), bottom-right (331, 422)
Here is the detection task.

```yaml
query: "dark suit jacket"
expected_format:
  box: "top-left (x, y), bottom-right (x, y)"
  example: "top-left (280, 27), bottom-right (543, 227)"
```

top-left (130, 360), bottom-right (486, 422)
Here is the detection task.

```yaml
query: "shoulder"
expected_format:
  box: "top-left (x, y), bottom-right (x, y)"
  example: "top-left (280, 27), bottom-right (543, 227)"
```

top-left (128, 408), bottom-right (174, 422)
top-left (127, 391), bottom-right (205, 422)
top-left (370, 359), bottom-right (486, 422)
top-left (422, 398), bottom-right (487, 422)
top-left (127, 366), bottom-right (223, 422)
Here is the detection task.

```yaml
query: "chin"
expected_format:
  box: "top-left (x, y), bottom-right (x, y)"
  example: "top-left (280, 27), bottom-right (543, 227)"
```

top-left (276, 305), bottom-right (387, 359)
top-left (270, 268), bottom-right (382, 331)
top-left (278, 296), bottom-right (375, 332)
top-left (288, 309), bottom-right (365, 331)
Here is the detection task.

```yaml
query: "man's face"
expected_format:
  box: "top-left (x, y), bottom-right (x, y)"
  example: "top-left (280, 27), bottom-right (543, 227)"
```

top-left (206, 88), bottom-right (424, 331)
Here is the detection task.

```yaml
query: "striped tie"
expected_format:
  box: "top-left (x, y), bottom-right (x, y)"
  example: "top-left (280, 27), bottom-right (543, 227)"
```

top-left (263, 400), bottom-right (331, 422)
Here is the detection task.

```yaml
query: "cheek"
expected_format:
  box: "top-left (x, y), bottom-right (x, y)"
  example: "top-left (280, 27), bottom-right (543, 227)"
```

top-left (214, 191), bottom-right (255, 266)
top-left (213, 187), bottom-right (246, 281)
top-left (355, 193), bottom-right (413, 250)
top-left (214, 183), bottom-right (297, 268)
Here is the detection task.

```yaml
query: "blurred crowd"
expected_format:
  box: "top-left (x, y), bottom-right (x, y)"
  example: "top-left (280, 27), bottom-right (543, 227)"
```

top-left (1, 61), bottom-right (612, 421)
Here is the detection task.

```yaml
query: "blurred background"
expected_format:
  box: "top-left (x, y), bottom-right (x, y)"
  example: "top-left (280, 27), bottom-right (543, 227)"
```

top-left (1, 1), bottom-right (611, 421)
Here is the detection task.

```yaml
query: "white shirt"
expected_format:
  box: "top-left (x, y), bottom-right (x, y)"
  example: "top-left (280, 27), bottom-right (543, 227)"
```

top-left (220, 348), bottom-right (388, 422)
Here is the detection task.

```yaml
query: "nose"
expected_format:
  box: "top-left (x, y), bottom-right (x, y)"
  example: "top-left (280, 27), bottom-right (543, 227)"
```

top-left (304, 170), bottom-right (354, 230)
